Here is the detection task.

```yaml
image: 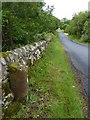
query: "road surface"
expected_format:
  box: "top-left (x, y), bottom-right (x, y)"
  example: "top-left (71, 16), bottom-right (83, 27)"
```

top-left (58, 31), bottom-right (89, 96)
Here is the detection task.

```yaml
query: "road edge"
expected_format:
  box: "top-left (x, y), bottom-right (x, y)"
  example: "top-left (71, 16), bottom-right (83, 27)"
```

top-left (65, 51), bottom-right (88, 119)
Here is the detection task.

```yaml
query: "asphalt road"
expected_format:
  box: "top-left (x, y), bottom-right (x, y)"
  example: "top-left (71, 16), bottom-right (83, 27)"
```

top-left (58, 31), bottom-right (89, 95)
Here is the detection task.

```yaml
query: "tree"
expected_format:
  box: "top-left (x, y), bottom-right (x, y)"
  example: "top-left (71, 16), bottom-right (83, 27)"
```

top-left (63, 11), bottom-right (89, 42)
top-left (2, 2), bottom-right (60, 51)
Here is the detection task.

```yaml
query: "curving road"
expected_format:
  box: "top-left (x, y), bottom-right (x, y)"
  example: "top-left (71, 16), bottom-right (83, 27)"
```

top-left (58, 31), bottom-right (89, 96)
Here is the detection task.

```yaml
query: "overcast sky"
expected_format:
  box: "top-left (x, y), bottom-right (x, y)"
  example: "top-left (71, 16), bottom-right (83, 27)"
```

top-left (44, 0), bottom-right (89, 20)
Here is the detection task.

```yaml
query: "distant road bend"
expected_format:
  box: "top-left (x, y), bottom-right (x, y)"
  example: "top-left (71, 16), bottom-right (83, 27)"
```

top-left (58, 31), bottom-right (89, 96)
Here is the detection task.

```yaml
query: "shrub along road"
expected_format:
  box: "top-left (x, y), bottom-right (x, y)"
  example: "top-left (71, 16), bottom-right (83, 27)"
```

top-left (12, 33), bottom-right (85, 118)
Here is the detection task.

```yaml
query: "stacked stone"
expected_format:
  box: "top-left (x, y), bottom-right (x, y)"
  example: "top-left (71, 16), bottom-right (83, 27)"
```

top-left (0, 40), bottom-right (49, 112)
top-left (0, 57), bottom-right (14, 110)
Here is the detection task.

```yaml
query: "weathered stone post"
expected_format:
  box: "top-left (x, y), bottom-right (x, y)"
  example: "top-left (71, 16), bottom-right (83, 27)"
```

top-left (9, 61), bottom-right (28, 101)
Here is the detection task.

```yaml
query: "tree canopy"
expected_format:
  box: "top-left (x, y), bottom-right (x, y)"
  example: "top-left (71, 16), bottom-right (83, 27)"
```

top-left (2, 2), bottom-right (60, 51)
top-left (60, 11), bottom-right (89, 43)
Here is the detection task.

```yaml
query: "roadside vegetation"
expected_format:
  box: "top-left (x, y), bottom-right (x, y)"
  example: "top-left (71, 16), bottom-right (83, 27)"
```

top-left (60, 11), bottom-right (89, 44)
top-left (67, 34), bottom-right (90, 46)
top-left (11, 33), bottom-right (85, 118)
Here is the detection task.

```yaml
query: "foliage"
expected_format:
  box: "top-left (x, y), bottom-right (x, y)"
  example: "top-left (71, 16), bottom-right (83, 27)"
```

top-left (2, 2), bottom-right (60, 51)
top-left (61, 11), bottom-right (89, 43)
top-left (60, 18), bottom-right (70, 30)
top-left (81, 34), bottom-right (88, 42)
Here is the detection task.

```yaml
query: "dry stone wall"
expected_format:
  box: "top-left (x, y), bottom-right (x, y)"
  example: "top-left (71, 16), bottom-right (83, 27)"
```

top-left (0, 40), bottom-right (50, 115)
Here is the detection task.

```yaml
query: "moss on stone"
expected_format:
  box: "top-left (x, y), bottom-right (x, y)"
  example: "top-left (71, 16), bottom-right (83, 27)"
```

top-left (6, 95), bottom-right (14, 102)
top-left (9, 61), bottom-right (19, 72)
top-left (3, 101), bottom-right (22, 117)
top-left (38, 46), bottom-right (41, 51)
top-left (0, 51), bottom-right (12, 59)
top-left (2, 82), bottom-right (11, 96)
top-left (0, 53), bottom-right (2, 57)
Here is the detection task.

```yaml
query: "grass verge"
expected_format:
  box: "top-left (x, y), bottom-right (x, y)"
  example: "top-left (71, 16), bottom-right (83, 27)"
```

top-left (67, 34), bottom-right (90, 46)
top-left (12, 32), bottom-right (84, 118)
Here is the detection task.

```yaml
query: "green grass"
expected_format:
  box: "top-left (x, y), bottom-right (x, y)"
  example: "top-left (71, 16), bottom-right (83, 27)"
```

top-left (11, 33), bottom-right (84, 118)
top-left (67, 34), bottom-right (90, 46)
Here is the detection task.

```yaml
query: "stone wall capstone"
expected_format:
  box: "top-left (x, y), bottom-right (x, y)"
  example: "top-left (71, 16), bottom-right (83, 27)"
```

top-left (0, 39), bottom-right (50, 116)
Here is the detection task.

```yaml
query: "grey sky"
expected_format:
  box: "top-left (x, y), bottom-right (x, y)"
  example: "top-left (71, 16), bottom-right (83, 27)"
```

top-left (44, 0), bottom-right (89, 20)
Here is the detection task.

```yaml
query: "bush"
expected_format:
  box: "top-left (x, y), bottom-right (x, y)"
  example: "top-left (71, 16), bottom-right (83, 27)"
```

top-left (80, 34), bottom-right (88, 42)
